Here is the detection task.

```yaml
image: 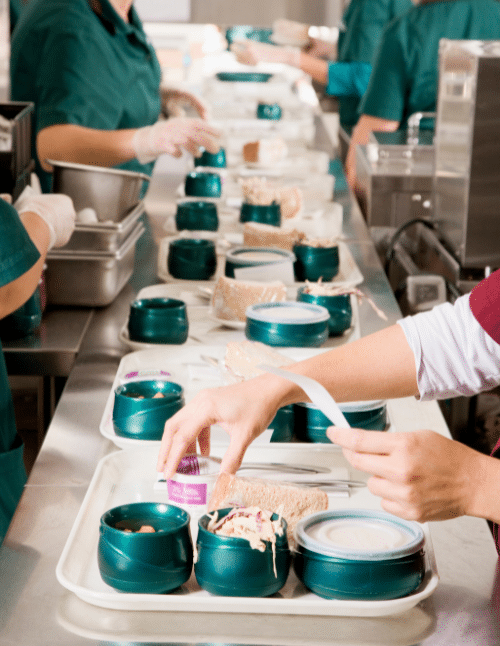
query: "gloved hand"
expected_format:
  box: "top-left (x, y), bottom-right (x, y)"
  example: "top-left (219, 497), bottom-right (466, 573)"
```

top-left (162, 87), bottom-right (210, 119)
top-left (230, 39), bottom-right (301, 67)
top-left (14, 187), bottom-right (76, 249)
top-left (132, 118), bottom-right (222, 164)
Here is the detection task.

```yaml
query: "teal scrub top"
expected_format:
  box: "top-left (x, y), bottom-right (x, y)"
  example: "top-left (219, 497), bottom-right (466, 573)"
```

top-left (9, 0), bottom-right (25, 32)
top-left (10, 0), bottom-right (162, 192)
top-left (0, 200), bottom-right (41, 544)
top-left (360, 0), bottom-right (500, 128)
top-left (328, 0), bottom-right (413, 129)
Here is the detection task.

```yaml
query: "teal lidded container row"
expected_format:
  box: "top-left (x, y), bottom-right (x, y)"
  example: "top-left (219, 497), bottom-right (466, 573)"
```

top-left (175, 201), bottom-right (219, 232)
top-left (194, 147), bottom-right (227, 169)
top-left (297, 287), bottom-right (352, 337)
top-left (168, 238), bottom-right (217, 280)
top-left (128, 297), bottom-right (189, 344)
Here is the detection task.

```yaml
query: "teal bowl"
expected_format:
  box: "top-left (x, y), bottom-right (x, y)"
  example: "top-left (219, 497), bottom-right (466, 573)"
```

top-left (269, 405), bottom-right (295, 442)
top-left (0, 287), bottom-right (42, 340)
top-left (194, 508), bottom-right (291, 597)
top-left (168, 238), bottom-right (217, 280)
top-left (184, 172), bottom-right (222, 198)
top-left (293, 509), bottom-right (426, 600)
top-left (239, 202), bottom-right (281, 226)
top-left (225, 247), bottom-right (295, 279)
top-left (296, 288), bottom-right (352, 337)
top-left (112, 380), bottom-right (184, 441)
top-left (245, 301), bottom-right (329, 348)
top-left (294, 400), bottom-right (388, 443)
top-left (216, 71), bottom-right (273, 83)
top-left (175, 201), bottom-right (219, 232)
top-left (225, 26), bottom-right (274, 47)
top-left (128, 297), bottom-right (189, 344)
top-left (293, 244), bottom-right (340, 283)
top-left (256, 102), bottom-right (282, 120)
top-left (98, 502), bottom-right (193, 594)
top-left (194, 148), bottom-right (227, 169)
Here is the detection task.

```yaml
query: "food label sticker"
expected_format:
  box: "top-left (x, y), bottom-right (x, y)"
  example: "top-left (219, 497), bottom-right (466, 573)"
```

top-left (168, 480), bottom-right (207, 506)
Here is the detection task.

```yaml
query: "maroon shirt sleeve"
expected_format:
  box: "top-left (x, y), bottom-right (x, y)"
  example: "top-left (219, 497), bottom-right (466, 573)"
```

top-left (470, 269), bottom-right (500, 552)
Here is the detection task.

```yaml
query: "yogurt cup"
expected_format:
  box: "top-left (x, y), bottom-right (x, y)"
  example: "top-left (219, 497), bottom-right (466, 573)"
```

top-left (163, 455), bottom-right (221, 515)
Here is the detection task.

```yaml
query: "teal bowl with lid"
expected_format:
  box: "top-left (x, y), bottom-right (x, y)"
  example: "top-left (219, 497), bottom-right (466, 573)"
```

top-left (293, 509), bottom-right (426, 600)
top-left (256, 102), bottom-right (282, 120)
top-left (294, 400), bottom-right (388, 442)
top-left (225, 247), bottom-right (295, 279)
top-left (98, 502), bottom-right (193, 594)
top-left (293, 244), bottom-right (340, 282)
top-left (245, 301), bottom-right (329, 348)
top-left (216, 71), bottom-right (273, 83)
top-left (0, 286), bottom-right (42, 341)
top-left (184, 171), bottom-right (222, 198)
top-left (194, 508), bottom-right (291, 597)
top-left (239, 202), bottom-right (281, 226)
top-left (112, 380), bottom-right (184, 441)
top-left (128, 297), bottom-right (189, 344)
top-left (194, 147), bottom-right (227, 169)
top-left (296, 287), bottom-right (352, 337)
top-left (168, 238), bottom-right (217, 280)
top-left (269, 405), bottom-right (295, 442)
top-left (175, 201), bottom-right (219, 232)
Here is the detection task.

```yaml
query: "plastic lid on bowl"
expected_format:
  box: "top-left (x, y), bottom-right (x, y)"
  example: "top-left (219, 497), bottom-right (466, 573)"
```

top-left (297, 400), bottom-right (386, 412)
top-left (246, 301), bottom-right (330, 325)
top-left (295, 510), bottom-right (425, 561)
top-left (227, 247), bottom-right (295, 265)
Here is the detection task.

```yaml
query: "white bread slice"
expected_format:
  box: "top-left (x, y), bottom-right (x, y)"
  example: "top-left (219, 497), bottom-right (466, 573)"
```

top-left (212, 276), bottom-right (287, 322)
top-left (243, 222), bottom-right (305, 251)
top-left (208, 473), bottom-right (328, 548)
top-left (242, 138), bottom-right (288, 165)
top-left (224, 339), bottom-right (294, 380)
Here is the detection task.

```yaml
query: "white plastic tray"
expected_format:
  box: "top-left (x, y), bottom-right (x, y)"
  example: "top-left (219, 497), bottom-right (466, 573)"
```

top-left (56, 446), bottom-right (439, 615)
top-left (118, 284), bottom-right (360, 352)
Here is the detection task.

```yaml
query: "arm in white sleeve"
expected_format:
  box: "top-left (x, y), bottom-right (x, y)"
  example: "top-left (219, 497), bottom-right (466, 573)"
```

top-left (398, 293), bottom-right (500, 401)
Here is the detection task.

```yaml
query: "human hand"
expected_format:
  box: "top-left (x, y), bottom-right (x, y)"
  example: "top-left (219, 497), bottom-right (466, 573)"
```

top-left (162, 87), bottom-right (210, 119)
top-left (14, 188), bottom-right (76, 249)
top-left (230, 39), bottom-right (300, 67)
top-left (327, 426), bottom-right (485, 523)
top-left (133, 118), bottom-right (222, 163)
top-left (305, 37), bottom-right (337, 60)
top-left (157, 378), bottom-right (280, 478)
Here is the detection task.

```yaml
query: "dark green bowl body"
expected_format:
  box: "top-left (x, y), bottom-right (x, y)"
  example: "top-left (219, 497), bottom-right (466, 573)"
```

top-left (293, 244), bottom-right (340, 282)
top-left (128, 297), bottom-right (189, 344)
top-left (98, 502), bottom-right (193, 594)
top-left (224, 247), bottom-right (295, 279)
top-left (184, 172), bottom-right (222, 198)
top-left (194, 148), bottom-right (227, 169)
top-left (293, 547), bottom-right (425, 600)
top-left (256, 102), bottom-right (282, 120)
top-left (225, 26), bottom-right (274, 47)
top-left (245, 303), bottom-right (329, 348)
top-left (297, 288), bottom-right (352, 336)
top-left (175, 201), bottom-right (219, 232)
top-left (0, 287), bottom-right (42, 340)
top-left (294, 401), bottom-right (387, 443)
top-left (168, 238), bottom-right (217, 280)
top-left (195, 508), bottom-right (291, 596)
top-left (269, 405), bottom-right (295, 442)
top-left (112, 380), bottom-right (184, 440)
top-left (239, 202), bottom-right (281, 226)
top-left (216, 71), bottom-right (272, 82)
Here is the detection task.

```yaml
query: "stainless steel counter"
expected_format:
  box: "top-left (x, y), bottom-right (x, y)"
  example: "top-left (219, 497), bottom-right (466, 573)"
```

top-left (0, 114), bottom-right (498, 646)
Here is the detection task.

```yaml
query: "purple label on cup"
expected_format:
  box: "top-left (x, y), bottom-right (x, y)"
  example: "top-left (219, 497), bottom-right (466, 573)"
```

top-left (124, 369), bottom-right (172, 379)
top-left (168, 480), bottom-right (207, 505)
top-left (176, 455), bottom-right (200, 475)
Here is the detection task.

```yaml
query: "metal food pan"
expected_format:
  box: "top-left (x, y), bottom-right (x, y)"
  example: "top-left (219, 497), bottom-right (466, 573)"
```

top-left (60, 202), bottom-right (145, 252)
top-left (45, 222), bottom-right (144, 307)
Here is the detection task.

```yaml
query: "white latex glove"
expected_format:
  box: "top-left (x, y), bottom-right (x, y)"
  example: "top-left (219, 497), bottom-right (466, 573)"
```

top-left (162, 87), bottom-right (210, 119)
top-left (14, 187), bottom-right (76, 249)
top-left (230, 39), bottom-right (300, 67)
top-left (132, 118), bottom-right (222, 164)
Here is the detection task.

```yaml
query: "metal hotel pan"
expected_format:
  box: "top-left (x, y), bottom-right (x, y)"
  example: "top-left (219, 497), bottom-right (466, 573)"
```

top-left (49, 159), bottom-right (150, 222)
top-left (60, 202), bottom-right (145, 252)
top-left (45, 222), bottom-right (144, 307)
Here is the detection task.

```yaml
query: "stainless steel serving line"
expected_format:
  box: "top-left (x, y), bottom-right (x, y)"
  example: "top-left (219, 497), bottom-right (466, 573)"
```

top-left (0, 111), bottom-right (498, 646)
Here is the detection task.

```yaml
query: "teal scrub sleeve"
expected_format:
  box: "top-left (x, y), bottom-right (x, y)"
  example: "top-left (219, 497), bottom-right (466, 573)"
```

top-left (0, 200), bottom-right (41, 286)
top-left (0, 432), bottom-right (26, 543)
top-left (326, 61), bottom-right (372, 98)
top-left (357, 23), bottom-right (407, 123)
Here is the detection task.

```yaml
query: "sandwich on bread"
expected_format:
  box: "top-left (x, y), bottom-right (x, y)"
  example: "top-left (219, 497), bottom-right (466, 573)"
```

top-left (224, 339), bottom-right (294, 380)
top-left (243, 222), bottom-right (305, 251)
top-left (212, 275), bottom-right (287, 322)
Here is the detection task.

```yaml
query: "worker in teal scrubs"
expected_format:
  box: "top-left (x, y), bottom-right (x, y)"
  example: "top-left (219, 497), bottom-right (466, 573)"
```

top-left (10, 0), bottom-right (221, 192)
top-left (9, 0), bottom-right (26, 32)
top-left (0, 192), bottom-right (75, 543)
top-left (231, 0), bottom-right (413, 131)
top-left (346, 0), bottom-right (500, 190)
